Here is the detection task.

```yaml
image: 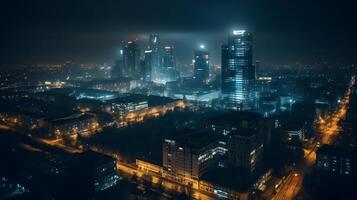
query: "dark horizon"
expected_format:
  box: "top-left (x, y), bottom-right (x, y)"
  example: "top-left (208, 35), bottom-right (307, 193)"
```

top-left (1, 0), bottom-right (357, 67)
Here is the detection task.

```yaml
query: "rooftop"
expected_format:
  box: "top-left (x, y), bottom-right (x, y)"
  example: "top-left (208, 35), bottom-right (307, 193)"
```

top-left (210, 111), bottom-right (263, 126)
top-left (201, 166), bottom-right (251, 192)
top-left (106, 94), bottom-right (175, 107)
top-left (166, 129), bottom-right (221, 150)
top-left (46, 113), bottom-right (96, 125)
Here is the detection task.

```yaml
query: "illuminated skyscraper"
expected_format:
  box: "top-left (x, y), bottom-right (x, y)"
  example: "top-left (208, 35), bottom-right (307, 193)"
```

top-left (113, 48), bottom-right (124, 78)
top-left (162, 46), bottom-right (176, 82)
top-left (194, 45), bottom-right (210, 86)
top-left (143, 50), bottom-right (152, 81)
top-left (221, 30), bottom-right (255, 110)
top-left (148, 34), bottom-right (161, 81)
top-left (123, 40), bottom-right (141, 78)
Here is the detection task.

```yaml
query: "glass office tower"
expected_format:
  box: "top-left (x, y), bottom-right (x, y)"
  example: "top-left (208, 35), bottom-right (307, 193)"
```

top-left (123, 40), bottom-right (141, 78)
top-left (194, 45), bottom-right (210, 86)
top-left (148, 34), bottom-right (161, 81)
top-left (221, 30), bottom-right (255, 110)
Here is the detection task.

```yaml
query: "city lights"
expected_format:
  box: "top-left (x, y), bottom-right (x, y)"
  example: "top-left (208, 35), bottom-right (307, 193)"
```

top-left (1, 2), bottom-right (356, 198)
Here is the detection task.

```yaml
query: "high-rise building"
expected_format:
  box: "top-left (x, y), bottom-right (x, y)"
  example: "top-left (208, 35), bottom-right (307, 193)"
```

top-left (162, 46), bottom-right (176, 82)
top-left (194, 45), bottom-right (210, 86)
top-left (123, 41), bottom-right (141, 78)
top-left (221, 30), bottom-right (255, 110)
top-left (143, 50), bottom-right (153, 81)
top-left (255, 60), bottom-right (260, 77)
top-left (208, 112), bottom-right (268, 174)
top-left (163, 130), bottom-right (226, 180)
top-left (113, 49), bottom-right (124, 78)
top-left (148, 34), bottom-right (161, 81)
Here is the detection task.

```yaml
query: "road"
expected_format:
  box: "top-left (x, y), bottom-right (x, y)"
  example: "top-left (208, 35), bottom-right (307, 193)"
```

top-left (317, 76), bottom-right (354, 144)
top-left (116, 162), bottom-right (215, 200)
top-left (273, 172), bottom-right (302, 200)
top-left (271, 76), bottom-right (355, 200)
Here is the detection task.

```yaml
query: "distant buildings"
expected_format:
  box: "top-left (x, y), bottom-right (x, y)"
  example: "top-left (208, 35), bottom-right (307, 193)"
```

top-left (123, 41), bottom-right (141, 78)
top-left (89, 78), bottom-right (137, 93)
top-left (194, 46), bottom-right (210, 86)
top-left (162, 46), bottom-right (177, 82)
top-left (148, 34), bottom-right (161, 81)
top-left (44, 113), bottom-right (101, 138)
top-left (221, 30), bottom-right (255, 110)
top-left (113, 49), bottom-right (124, 78)
top-left (143, 50), bottom-right (153, 81)
top-left (109, 98), bottom-right (148, 116)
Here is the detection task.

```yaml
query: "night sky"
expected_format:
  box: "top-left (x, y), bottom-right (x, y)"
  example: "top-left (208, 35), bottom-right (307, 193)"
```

top-left (1, 0), bottom-right (356, 67)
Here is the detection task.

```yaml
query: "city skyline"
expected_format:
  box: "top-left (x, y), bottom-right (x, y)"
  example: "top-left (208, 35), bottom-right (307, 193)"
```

top-left (1, 1), bottom-right (357, 200)
top-left (1, 0), bottom-right (357, 67)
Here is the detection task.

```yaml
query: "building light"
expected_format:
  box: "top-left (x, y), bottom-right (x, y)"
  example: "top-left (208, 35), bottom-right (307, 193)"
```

top-left (233, 30), bottom-right (246, 35)
top-left (164, 139), bottom-right (175, 144)
top-left (214, 189), bottom-right (228, 198)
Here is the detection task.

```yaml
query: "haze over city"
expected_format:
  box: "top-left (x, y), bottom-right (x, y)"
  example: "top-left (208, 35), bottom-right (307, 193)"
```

top-left (0, 1), bottom-right (357, 200)
top-left (1, 0), bottom-right (357, 66)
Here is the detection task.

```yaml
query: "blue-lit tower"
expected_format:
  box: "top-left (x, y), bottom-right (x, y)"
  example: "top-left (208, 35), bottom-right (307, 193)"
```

top-left (162, 46), bottom-right (176, 82)
top-left (221, 30), bottom-right (255, 110)
top-left (148, 34), bottom-right (161, 81)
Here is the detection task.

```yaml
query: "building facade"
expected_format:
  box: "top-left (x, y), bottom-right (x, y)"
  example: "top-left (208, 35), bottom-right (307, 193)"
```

top-left (194, 47), bottom-right (210, 86)
top-left (221, 30), bottom-right (255, 110)
top-left (148, 34), bottom-right (161, 81)
top-left (316, 145), bottom-right (353, 176)
top-left (162, 131), bottom-right (226, 180)
top-left (123, 41), bottom-right (141, 78)
top-left (209, 112), bottom-right (267, 174)
top-left (162, 46), bottom-right (177, 82)
top-left (45, 113), bottom-right (101, 138)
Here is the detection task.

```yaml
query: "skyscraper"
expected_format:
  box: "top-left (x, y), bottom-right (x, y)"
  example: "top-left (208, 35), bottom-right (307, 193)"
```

top-left (113, 49), bottom-right (124, 78)
top-left (123, 40), bottom-right (141, 78)
top-left (194, 45), bottom-right (210, 86)
top-left (148, 34), bottom-right (161, 81)
top-left (143, 50), bottom-right (152, 81)
top-left (221, 30), bottom-right (255, 110)
top-left (162, 46), bottom-right (176, 82)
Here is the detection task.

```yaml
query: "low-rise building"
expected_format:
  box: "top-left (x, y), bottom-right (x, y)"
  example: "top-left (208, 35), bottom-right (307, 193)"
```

top-left (44, 113), bottom-right (101, 138)
top-left (76, 151), bottom-right (120, 192)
